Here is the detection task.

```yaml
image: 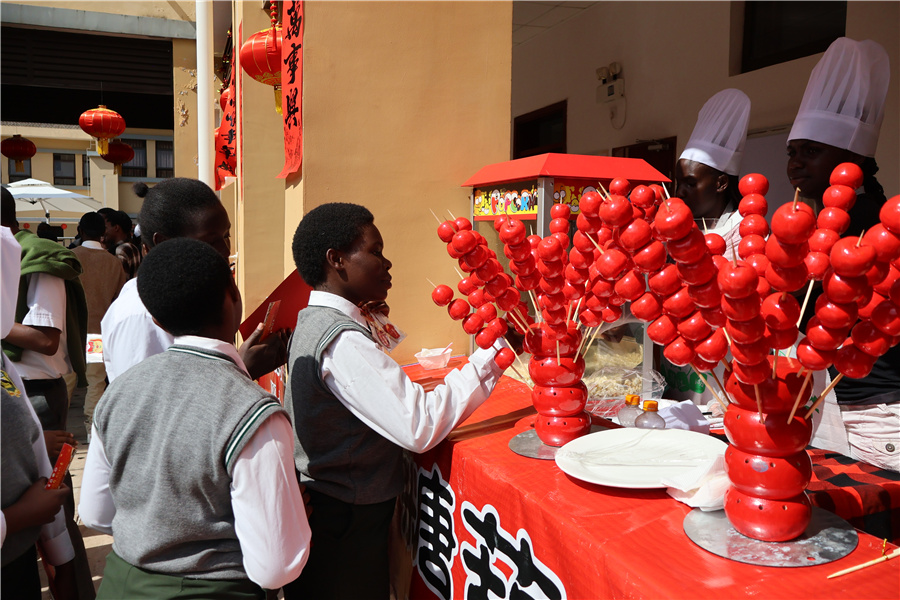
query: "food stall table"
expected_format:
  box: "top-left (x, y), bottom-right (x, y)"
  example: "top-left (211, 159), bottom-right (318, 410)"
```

top-left (393, 364), bottom-right (900, 600)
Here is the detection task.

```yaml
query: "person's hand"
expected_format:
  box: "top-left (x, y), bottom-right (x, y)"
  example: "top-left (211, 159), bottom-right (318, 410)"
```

top-left (3, 478), bottom-right (68, 534)
top-left (43, 430), bottom-right (76, 463)
top-left (240, 325), bottom-right (290, 380)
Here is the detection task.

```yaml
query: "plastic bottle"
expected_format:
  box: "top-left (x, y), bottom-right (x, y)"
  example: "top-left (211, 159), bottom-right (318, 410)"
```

top-left (617, 394), bottom-right (642, 427)
top-left (634, 400), bottom-right (667, 429)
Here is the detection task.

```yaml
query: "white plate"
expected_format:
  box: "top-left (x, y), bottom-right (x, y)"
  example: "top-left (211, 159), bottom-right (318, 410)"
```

top-left (555, 428), bottom-right (727, 489)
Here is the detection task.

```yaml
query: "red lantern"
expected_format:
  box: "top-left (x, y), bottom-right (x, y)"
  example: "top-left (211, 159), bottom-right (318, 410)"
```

top-left (101, 139), bottom-right (134, 175)
top-left (219, 86), bottom-right (233, 112)
top-left (239, 5), bottom-right (282, 113)
top-left (1, 134), bottom-right (37, 170)
top-left (79, 105), bottom-right (126, 154)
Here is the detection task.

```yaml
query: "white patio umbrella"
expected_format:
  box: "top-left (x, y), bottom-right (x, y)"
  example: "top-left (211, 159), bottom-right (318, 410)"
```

top-left (4, 178), bottom-right (101, 217)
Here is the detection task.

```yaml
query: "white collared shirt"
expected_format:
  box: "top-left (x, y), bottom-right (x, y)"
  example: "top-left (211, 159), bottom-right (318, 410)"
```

top-left (307, 291), bottom-right (506, 453)
top-left (79, 336), bottom-right (311, 589)
top-left (16, 273), bottom-right (71, 380)
top-left (100, 278), bottom-right (174, 382)
top-left (81, 240), bottom-right (104, 251)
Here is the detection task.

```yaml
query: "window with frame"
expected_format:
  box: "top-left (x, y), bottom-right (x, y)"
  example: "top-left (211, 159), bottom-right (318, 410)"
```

top-left (7, 157), bottom-right (31, 182)
top-left (740, 2), bottom-right (846, 73)
top-left (82, 154), bottom-right (90, 186)
top-left (156, 140), bottom-right (174, 178)
top-left (122, 139), bottom-right (147, 178)
top-left (513, 100), bottom-right (567, 159)
top-left (53, 153), bottom-right (76, 186)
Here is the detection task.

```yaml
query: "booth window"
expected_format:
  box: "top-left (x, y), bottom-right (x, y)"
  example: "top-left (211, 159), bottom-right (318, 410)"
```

top-left (740, 1), bottom-right (846, 73)
top-left (8, 157), bottom-right (31, 182)
top-left (156, 140), bottom-right (174, 178)
top-left (513, 100), bottom-right (567, 159)
top-left (82, 154), bottom-right (90, 186)
top-left (122, 139), bottom-right (147, 178)
top-left (53, 153), bottom-right (76, 186)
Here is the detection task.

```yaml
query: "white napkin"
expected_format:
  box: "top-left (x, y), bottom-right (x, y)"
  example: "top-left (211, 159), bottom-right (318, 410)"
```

top-left (661, 454), bottom-right (729, 511)
top-left (658, 400), bottom-right (710, 434)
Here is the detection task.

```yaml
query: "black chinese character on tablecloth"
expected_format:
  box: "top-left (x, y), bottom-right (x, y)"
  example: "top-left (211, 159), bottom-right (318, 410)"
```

top-left (416, 466), bottom-right (457, 600)
top-left (461, 503), bottom-right (565, 600)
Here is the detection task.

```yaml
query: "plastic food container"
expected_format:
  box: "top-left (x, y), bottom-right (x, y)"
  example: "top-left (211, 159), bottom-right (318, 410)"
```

top-left (415, 347), bottom-right (453, 370)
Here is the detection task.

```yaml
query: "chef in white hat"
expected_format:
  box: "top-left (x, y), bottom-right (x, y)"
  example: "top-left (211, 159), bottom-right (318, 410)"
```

top-left (662, 89), bottom-right (751, 410)
top-left (675, 88), bottom-right (751, 257)
top-left (788, 37), bottom-right (897, 472)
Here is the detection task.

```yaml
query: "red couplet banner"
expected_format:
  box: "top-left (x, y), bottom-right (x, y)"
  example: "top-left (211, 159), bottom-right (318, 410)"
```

top-left (279, 0), bottom-right (303, 178)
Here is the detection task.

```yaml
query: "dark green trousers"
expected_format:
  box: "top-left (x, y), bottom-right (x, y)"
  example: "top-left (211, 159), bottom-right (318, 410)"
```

top-left (98, 550), bottom-right (264, 600)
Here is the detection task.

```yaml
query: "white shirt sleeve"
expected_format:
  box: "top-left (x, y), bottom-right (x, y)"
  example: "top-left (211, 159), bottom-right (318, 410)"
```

top-left (22, 273), bottom-right (65, 330)
top-left (321, 331), bottom-right (506, 453)
top-left (231, 413), bottom-right (311, 589)
top-left (77, 423), bottom-right (115, 535)
top-left (101, 303), bottom-right (173, 382)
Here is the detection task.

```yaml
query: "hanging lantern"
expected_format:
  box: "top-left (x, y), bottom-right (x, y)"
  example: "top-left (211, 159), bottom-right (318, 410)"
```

top-left (219, 86), bottom-right (233, 112)
top-left (101, 139), bottom-right (134, 175)
top-left (239, 3), bottom-right (283, 114)
top-left (1, 134), bottom-right (37, 170)
top-left (79, 105), bottom-right (126, 154)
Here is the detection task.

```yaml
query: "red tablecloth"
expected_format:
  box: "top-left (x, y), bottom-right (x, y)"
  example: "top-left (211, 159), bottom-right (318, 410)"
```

top-left (395, 365), bottom-right (900, 600)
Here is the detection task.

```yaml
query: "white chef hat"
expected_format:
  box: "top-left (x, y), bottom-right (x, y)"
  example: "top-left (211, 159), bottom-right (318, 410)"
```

top-left (789, 37), bottom-right (890, 158)
top-left (680, 89), bottom-right (751, 176)
top-left (2, 226), bottom-right (22, 339)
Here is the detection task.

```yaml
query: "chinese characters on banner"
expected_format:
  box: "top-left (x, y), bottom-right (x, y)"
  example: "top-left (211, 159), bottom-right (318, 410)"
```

top-left (215, 44), bottom-right (237, 190)
top-left (412, 464), bottom-right (567, 600)
top-left (278, 0), bottom-right (303, 178)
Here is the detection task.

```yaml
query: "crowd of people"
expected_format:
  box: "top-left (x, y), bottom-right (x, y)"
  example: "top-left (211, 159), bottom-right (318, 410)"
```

top-left (1, 36), bottom-right (896, 600)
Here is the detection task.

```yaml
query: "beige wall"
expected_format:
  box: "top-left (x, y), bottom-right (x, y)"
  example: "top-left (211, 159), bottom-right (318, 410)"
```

top-left (10, 0), bottom-right (195, 21)
top-left (511, 1), bottom-right (899, 197)
top-left (289, 1), bottom-right (512, 364)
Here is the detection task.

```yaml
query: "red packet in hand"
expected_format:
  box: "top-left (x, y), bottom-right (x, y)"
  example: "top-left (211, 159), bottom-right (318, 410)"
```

top-left (261, 300), bottom-right (281, 341)
top-left (45, 443), bottom-right (74, 489)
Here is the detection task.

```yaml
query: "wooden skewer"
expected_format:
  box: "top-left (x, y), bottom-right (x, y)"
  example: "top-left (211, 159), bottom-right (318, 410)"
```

top-left (575, 326), bottom-right (591, 356)
top-left (772, 351), bottom-right (779, 378)
top-left (426, 278), bottom-right (437, 288)
top-left (448, 210), bottom-right (456, 220)
top-left (509, 363), bottom-right (532, 388)
top-left (827, 548), bottom-right (900, 579)
top-left (660, 182), bottom-right (670, 199)
top-left (792, 187), bottom-right (799, 210)
top-left (692, 367), bottom-right (728, 414)
top-left (581, 326), bottom-right (603, 358)
top-left (754, 384), bottom-right (764, 423)
top-left (710, 370), bottom-right (731, 405)
top-left (506, 308), bottom-right (528, 333)
top-left (701, 217), bottom-right (708, 234)
top-left (597, 181), bottom-right (610, 199)
top-left (527, 289), bottom-right (540, 319)
top-left (797, 366), bottom-right (806, 378)
top-left (805, 373), bottom-right (844, 419)
top-left (454, 267), bottom-right (464, 280)
top-left (721, 328), bottom-right (733, 350)
top-left (430, 208), bottom-right (442, 225)
top-left (787, 371), bottom-right (813, 424)
top-left (797, 280), bottom-right (814, 328)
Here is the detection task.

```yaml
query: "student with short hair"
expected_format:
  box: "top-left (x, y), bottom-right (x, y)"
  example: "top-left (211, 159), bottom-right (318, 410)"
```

top-left (282, 203), bottom-right (518, 600)
top-left (101, 178), bottom-right (286, 382)
top-left (79, 238), bottom-right (312, 598)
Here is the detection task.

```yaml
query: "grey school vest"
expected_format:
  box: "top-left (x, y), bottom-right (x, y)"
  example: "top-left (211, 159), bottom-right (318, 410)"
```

top-left (285, 306), bottom-right (404, 504)
top-left (1, 364), bottom-right (42, 567)
top-left (93, 345), bottom-right (284, 579)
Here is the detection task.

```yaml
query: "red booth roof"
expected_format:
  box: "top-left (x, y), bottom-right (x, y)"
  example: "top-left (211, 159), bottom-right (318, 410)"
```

top-left (462, 153), bottom-right (670, 188)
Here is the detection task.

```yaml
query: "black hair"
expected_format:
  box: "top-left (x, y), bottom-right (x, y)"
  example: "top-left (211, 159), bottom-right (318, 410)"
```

top-left (136, 178), bottom-right (222, 250)
top-left (78, 212), bottom-right (106, 239)
top-left (292, 203), bottom-right (374, 287)
top-left (1, 187), bottom-right (16, 227)
top-left (107, 210), bottom-right (133, 237)
top-left (861, 157), bottom-right (885, 203)
top-left (97, 207), bottom-right (117, 219)
top-left (137, 237), bottom-right (233, 336)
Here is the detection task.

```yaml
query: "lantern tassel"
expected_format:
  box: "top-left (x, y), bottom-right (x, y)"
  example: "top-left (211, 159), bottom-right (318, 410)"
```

top-left (14, 160), bottom-right (23, 171)
top-left (274, 86), bottom-right (283, 115)
top-left (98, 138), bottom-right (109, 155)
